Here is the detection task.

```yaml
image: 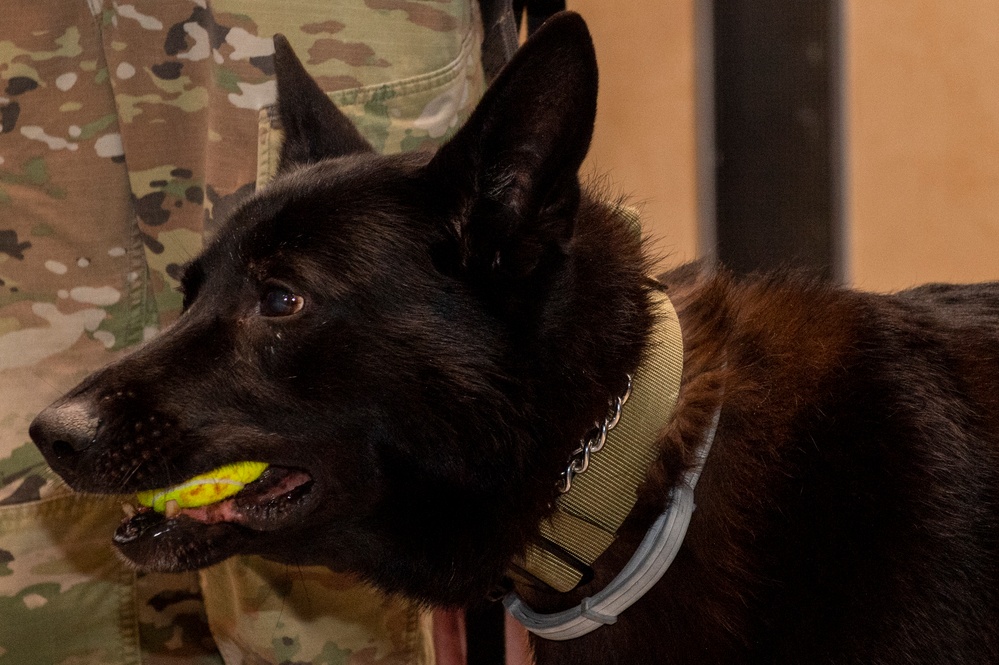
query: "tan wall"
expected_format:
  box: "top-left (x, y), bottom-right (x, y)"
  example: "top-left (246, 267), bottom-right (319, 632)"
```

top-left (846, 2), bottom-right (999, 291)
top-left (566, 0), bottom-right (702, 268)
top-left (558, 3), bottom-right (999, 290)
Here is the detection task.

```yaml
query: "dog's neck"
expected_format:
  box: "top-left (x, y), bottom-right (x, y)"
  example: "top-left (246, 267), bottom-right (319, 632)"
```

top-left (505, 286), bottom-right (722, 639)
top-left (513, 289), bottom-right (685, 591)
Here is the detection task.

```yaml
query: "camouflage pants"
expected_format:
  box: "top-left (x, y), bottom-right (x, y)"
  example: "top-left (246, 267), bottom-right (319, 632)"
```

top-left (0, 2), bottom-right (490, 663)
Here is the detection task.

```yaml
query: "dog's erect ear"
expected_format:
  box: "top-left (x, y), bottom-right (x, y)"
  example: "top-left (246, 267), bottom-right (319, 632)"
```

top-left (426, 12), bottom-right (597, 282)
top-left (273, 34), bottom-right (374, 171)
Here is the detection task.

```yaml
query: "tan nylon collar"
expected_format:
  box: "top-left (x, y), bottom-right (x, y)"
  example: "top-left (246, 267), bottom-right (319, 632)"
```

top-left (515, 289), bottom-right (684, 592)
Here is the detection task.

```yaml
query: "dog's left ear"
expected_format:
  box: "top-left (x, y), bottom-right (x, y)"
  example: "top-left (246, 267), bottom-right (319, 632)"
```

top-left (273, 34), bottom-right (374, 171)
top-left (425, 11), bottom-right (598, 283)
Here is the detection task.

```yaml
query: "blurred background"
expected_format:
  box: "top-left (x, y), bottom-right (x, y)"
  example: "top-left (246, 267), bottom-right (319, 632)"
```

top-left (561, 0), bottom-right (999, 291)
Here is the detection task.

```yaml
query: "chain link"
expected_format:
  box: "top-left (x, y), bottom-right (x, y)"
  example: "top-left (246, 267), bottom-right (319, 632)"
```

top-left (559, 375), bottom-right (633, 493)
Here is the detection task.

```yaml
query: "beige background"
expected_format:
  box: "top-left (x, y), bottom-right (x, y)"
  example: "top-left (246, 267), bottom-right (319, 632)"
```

top-left (567, 0), bottom-right (702, 270)
top-left (567, 1), bottom-right (999, 292)
top-left (846, 1), bottom-right (999, 290)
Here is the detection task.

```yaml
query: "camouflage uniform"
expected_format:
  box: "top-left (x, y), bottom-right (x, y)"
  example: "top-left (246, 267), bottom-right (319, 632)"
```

top-left (0, 1), bottom-right (496, 663)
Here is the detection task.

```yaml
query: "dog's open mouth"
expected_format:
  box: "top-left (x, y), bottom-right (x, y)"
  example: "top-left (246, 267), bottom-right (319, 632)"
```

top-left (113, 465), bottom-right (315, 571)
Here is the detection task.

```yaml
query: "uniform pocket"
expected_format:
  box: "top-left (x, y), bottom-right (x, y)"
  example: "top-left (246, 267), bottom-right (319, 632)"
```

top-left (0, 494), bottom-right (140, 665)
top-left (200, 556), bottom-right (433, 665)
top-left (0, 493), bottom-right (225, 665)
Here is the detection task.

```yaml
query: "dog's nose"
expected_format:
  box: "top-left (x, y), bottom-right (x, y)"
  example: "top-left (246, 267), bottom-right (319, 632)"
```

top-left (30, 400), bottom-right (100, 461)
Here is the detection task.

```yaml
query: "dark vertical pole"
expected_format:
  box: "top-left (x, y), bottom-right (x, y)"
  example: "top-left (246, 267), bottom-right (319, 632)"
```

top-left (712, 0), bottom-right (840, 278)
top-left (466, 601), bottom-right (507, 665)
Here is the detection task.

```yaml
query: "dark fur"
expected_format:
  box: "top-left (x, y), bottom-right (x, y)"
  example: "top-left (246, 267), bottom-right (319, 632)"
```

top-left (31, 13), bottom-right (999, 664)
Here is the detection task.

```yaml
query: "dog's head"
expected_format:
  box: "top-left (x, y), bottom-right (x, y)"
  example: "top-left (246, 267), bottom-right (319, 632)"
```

top-left (30, 13), bottom-right (637, 603)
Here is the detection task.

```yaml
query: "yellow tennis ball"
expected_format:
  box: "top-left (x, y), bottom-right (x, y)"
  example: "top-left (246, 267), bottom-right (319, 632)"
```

top-left (137, 461), bottom-right (269, 512)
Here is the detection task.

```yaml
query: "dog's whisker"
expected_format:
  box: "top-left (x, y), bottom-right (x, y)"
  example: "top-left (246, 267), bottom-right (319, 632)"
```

top-left (119, 460), bottom-right (144, 491)
top-left (269, 566), bottom-right (291, 643)
top-left (27, 370), bottom-right (66, 399)
top-left (156, 451), bottom-right (175, 490)
top-left (295, 564), bottom-right (313, 609)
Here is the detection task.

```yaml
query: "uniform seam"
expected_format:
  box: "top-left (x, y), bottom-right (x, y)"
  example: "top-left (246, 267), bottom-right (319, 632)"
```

top-left (328, 19), bottom-right (478, 108)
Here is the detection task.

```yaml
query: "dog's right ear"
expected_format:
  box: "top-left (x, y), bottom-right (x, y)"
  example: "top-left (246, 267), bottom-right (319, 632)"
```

top-left (273, 34), bottom-right (374, 171)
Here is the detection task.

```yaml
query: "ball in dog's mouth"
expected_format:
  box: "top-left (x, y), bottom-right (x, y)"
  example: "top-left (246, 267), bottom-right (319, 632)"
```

top-left (113, 465), bottom-right (314, 571)
top-left (135, 461), bottom-right (272, 513)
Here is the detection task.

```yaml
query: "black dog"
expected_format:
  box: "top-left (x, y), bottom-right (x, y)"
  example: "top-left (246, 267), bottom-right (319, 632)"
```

top-left (31, 12), bottom-right (999, 664)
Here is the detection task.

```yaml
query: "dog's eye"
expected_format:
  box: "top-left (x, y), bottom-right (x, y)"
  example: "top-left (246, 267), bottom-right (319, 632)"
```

top-left (259, 284), bottom-right (304, 317)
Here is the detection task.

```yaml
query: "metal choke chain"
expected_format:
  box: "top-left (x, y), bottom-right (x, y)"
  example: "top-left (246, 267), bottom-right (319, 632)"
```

top-left (559, 374), bottom-right (633, 494)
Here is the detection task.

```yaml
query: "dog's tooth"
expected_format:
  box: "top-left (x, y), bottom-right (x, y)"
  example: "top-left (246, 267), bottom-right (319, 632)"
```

top-left (164, 499), bottom-right (181, 519)
top-left (121, 502), bottom-right (137, 518)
